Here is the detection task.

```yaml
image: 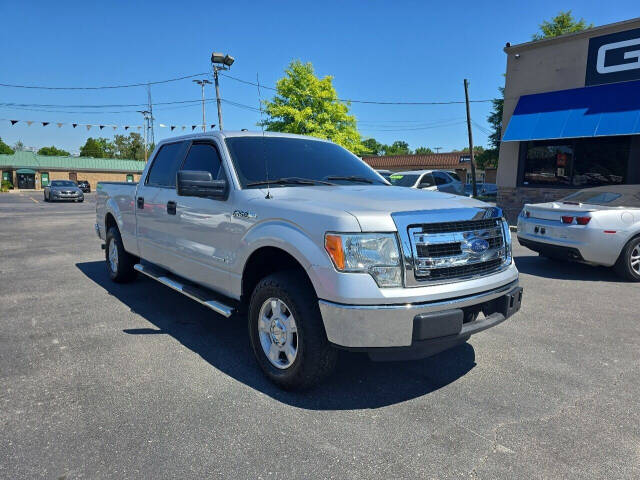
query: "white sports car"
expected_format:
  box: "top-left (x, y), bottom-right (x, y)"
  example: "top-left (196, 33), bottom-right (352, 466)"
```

top-left (517, 185), bottom-right (640, 281)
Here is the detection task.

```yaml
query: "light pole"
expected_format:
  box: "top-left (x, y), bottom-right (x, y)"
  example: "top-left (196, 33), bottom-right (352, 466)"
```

top-left (193, 79), bottom-right (212, 132)
top-left (211, 52), bottom-right (235, 131)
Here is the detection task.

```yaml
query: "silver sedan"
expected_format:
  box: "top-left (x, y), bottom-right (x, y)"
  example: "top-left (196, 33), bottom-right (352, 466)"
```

top-left (44, 180), bottom-right (85, 202)
top-left (517, 185), bottom-right (640, 281)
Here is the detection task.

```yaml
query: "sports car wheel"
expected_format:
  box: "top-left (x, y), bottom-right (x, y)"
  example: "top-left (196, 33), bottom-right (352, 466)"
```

top-left (614, 236), bottom-right (640, 282)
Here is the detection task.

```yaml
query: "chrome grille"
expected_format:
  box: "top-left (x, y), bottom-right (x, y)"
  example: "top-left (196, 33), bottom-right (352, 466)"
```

top-left (410, 218), bottom-right (506, 282)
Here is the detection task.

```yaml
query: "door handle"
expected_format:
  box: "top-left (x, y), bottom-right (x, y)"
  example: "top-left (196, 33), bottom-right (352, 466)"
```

top-left (137, 197), bottom-right (144, 209)
top-left (167, 201), bottom-right (177, 215)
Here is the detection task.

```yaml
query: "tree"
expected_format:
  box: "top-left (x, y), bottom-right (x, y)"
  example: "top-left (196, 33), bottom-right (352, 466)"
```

top-left (383, 141), bottom-right (411, 156)
top-left (414, 147), bottom-right (434, 155)
top-left (362, 138), bottom-right (384, 156)
top-left (112, 133), bottom-right (146, 160)
top-left (0, 138), bottom-right (14, 154)
top-left (261, 60), bottom-right (367, 155)
top-left (80, 137), bottom-right (110, 158)
top-left (532, 11), bottom-right (593, 41)
top-left (13, 140), bottom-right (24, 151)
top-left (38, 145), bottom-right (70, 156)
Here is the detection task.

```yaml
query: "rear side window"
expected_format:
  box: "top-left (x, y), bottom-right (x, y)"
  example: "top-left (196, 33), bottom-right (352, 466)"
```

top-left (433, 172), bottom-right (448, 185)
top-left (181, 143), bottom-right (223, 179)
top-left (419, 173), bottom-right (435, 187)
top-left (146, 142), bottom-right (188, 187)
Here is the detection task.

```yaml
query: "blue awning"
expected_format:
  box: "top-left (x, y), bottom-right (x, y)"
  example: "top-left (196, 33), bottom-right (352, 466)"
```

top-left (502, 79), bottom-right (640, 142)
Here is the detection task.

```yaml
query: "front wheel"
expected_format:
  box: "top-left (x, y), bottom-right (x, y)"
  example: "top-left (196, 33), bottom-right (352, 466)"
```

top-left (614, 236), bottom-right (640, 282)
top-left (105, 227), bottom-right (137, 283)
top-left (248, 272), bottom-right (337, 390)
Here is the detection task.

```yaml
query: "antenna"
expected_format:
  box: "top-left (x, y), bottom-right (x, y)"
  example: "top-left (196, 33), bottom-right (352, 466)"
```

top-left (257, 72), bottom-right (271, 199)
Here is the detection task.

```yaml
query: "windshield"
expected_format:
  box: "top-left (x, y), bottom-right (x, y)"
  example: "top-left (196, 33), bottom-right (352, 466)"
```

top-left (51, 180), bottom-right (76, 187)
top-left (224, 136), bottom-right (386, 188)
top-left (388, 174), bottom-right (419, 187)
top-left (448, 172), bottom-right (462, 182)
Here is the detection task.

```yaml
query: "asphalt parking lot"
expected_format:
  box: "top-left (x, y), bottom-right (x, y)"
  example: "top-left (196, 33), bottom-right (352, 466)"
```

top-left (1, 191), bottom-right (639, 479)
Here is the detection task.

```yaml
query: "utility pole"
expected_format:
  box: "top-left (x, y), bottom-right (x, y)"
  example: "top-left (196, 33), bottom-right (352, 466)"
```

top-left (146, 83), bottom-right (155, 149)
top-left (464, 79), bottom-right (478, 197)
top-left (213, 67), bottom-right (224, 130)
top-left (193, 79), bottom-right (212, 132)
top-left (138, 110), bottom-right (151, 162)
top-left (434, 147), bottom-right (442, 154)
top-left (211, 52), bottom-right (235, 131)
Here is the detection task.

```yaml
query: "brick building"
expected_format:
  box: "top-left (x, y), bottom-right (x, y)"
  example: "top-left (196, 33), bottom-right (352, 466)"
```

top-left (0, 151), bottom-right (145, 189)
top-left (362, 152), bottom-right (496, 183)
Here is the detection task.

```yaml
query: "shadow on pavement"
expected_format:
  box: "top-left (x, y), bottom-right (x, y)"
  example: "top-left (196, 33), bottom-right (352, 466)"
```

top-left (77, 260), bottom-right (476, 410)
top-left (514, 254), bottom-right (623, 282)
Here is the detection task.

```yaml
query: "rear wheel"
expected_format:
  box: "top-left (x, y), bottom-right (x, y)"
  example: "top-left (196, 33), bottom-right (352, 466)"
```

top-left (105, 227), bottom-right (137, 283)
top-left (248, 271), bottom-right (337, 390)
top-left (614, 236), bottom-right (640, 282)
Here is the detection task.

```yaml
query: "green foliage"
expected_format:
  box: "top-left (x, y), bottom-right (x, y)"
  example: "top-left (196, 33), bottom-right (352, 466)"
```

top-left (383, 141), bottom-right (411, 156)
top-left (532, 11), bottom-right (593, 40)
top-left (475, 148), bottom-right (498, 169)
top-left (487, 86), bottom-right (504, 151)
top-left (0, 137), bottom-right (14, 155)
top-left (80, 137), bottom-right (109, 158)
top-left (455, 146), bottom-right (485, 154)
top-left (414, 146), bottom-right (434, 155)
top-left (1, 179), bottom-right (13, 192)
top-left (38, 145), bottom-right (70, 156)
top-left (362, 138), bottom-right (384, 156)
top-left (112, 133), bottom-right (146, 160)
top-left (261, 60), bottom-right (367, 155)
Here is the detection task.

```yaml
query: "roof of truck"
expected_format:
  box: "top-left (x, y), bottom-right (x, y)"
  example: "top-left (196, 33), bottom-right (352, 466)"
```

top-left (156, 130), bottom-right (333, 145)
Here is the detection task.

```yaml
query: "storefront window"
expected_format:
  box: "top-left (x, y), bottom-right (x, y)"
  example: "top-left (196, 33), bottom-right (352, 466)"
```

top-left (522, 137), bottom-right (630, 187)
top-left (523, 142), bottom-right (573, 186)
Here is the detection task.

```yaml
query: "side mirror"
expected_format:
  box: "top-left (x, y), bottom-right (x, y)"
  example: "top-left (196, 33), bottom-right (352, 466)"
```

top-left (176, 170), bottom-right (227, 199)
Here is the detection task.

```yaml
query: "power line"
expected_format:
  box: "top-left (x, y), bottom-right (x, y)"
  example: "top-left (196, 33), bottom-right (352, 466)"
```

top-left (219, 72), bottom-right (494, 105)
top-left (0, 72), bottom-right (210, 90)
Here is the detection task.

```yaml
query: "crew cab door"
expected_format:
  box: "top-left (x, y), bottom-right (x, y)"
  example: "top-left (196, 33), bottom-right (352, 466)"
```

top-left (135, 140), bottom-right (189, 269)
top-left (164, 140), bottom-right (234, 295)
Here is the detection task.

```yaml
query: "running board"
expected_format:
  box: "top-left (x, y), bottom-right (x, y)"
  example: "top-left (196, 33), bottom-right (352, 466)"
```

top-left (134, 264), bottom-right (234, 318)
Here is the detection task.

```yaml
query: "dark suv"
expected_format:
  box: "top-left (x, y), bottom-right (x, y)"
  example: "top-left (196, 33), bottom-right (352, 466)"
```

top-left (77, 180), bottom-right (91, 193)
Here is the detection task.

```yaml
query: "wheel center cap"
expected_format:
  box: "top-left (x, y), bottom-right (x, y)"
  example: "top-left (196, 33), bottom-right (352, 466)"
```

top-left (270, 318), bottom-right (287, 346)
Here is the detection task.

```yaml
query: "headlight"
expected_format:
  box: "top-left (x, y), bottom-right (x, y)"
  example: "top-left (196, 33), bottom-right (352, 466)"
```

top-left (325, 233), bottom-right (402, 287)
top-left (501, 218), bottom-right (512, 265)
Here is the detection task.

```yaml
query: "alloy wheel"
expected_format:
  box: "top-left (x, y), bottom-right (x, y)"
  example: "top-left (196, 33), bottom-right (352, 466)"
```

top-left (108, 240), bottom-right (119, 274)
top-left (631, 241), bottom-right (640, 275)
top-left (258, 297), bottom-right (298, 369)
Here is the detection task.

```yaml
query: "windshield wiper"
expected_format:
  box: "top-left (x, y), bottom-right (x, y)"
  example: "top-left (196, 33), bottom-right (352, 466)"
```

top-left (246, 177), bottom-right (334, 187)
top-left (324, 175), bottom-right (374, 184)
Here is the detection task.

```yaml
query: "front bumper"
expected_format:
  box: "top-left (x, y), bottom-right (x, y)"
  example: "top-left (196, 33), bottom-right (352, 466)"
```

top-left (319, 281), bottom-right (522, 357)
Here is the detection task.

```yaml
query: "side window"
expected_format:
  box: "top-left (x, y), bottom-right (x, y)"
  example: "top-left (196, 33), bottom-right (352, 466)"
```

top-left (433, 172), bottom-right (448, 185)
top-left (419, 173), bottom-right (435, 187)
top-left (181, 143), bottom-right (222, 180)
top-left (146, 142), bottom-right (188, 187)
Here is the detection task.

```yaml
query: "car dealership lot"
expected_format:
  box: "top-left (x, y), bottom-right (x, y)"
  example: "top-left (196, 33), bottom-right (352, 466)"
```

top-left (1, 191), bottom-right (638, 479)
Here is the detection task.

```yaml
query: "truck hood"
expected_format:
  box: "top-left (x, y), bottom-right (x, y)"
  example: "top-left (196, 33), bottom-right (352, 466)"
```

top-left (255, 185), bottom-right (491, 231)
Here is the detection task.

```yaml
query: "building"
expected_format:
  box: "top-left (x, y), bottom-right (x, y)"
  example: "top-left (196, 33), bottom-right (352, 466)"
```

top-left (497, 17), bottom-right (640, 221)
top-left (362, 152), bottom-right (496, 183)
top-left (0, 151), bottom-right (146, 189)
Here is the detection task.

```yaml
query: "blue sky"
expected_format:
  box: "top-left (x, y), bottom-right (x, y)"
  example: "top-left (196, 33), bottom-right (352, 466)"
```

top-left (0, 1), bottom-right (637, 154)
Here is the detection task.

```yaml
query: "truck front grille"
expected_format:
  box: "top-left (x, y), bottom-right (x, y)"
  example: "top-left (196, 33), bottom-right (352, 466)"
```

top-left (409, 218), bottom-right (506, 282)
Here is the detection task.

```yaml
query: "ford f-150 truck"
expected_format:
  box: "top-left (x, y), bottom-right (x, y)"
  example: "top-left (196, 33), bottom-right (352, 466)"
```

top-left (96, 131), bottom-right (522, 389)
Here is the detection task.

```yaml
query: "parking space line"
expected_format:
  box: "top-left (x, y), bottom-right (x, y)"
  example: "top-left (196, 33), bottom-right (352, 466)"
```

top-left (29, 197), bottom-right (39, 204)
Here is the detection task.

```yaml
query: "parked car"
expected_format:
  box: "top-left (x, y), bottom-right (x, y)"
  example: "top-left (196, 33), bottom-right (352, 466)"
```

top-left (96, 131), bottom-right (522, 389)
top-left (517, 185), bottom-right (640, 281)
top-left (44, 180), bottom-right (84, 202)
top-left (464, 183), bottom-right (498, 198)
top-left (388, 170), bottom-right (465, 195)
top-left (77, 180), bottom-right (91, 193)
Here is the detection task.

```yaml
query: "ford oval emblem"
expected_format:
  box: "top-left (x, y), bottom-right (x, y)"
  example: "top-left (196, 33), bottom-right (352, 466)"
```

top-left (470, 239), bottom-right (489, 253)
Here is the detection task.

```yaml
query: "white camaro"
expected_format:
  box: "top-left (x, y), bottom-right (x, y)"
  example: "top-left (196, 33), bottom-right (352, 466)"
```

top-left (517, 185), bottom-right (640, 281)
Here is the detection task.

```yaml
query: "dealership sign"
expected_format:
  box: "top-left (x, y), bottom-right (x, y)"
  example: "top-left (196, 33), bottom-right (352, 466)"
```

top-left (586, 27), bottom-right (640, 86)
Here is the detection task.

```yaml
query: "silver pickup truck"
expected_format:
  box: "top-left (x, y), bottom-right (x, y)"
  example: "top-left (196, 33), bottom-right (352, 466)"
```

top-left (96, 131), bottom-right (522, 389)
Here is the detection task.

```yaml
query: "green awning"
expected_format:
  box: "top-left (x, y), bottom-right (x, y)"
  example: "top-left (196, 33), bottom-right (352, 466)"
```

top-left (16, 168), bottom-right (36, 174)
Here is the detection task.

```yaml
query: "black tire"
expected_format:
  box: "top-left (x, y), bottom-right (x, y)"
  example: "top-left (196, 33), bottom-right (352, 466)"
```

top-left (105, 226), bottom-right (137, 283)
top-left (43, 193), bottom-right (48, 202)
top-left (248, 271), bottom-right (337, 390)
top-left (614, 235), bottom-right (640, 282)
